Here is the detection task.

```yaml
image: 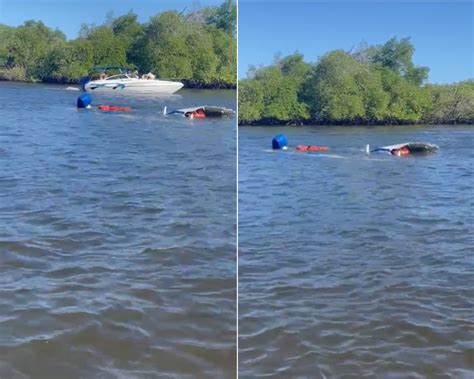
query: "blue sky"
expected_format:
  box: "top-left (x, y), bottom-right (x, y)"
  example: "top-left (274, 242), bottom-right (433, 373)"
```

top-left (238, 1), bottom-right (473, 83)
top-left (0, 0), bottom-right (224, 39)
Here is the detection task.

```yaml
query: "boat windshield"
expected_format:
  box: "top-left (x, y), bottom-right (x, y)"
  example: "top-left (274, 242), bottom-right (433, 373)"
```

top-left (105, 74), bottom-right (130, 80)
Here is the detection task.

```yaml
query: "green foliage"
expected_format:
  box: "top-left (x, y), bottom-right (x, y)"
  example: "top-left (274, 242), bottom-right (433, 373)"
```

top-left (6, 20), bottom-right (65, 80)
top-left (0, 2), bottom-right (236, 87)
top-left (204, 0), bottom-right (236, 35)
top-left (137, 12), bottom-right (194, 78)
top-left (38, 39), bottom-right (93, 82)
top-left (302, 51), bottom-right (365, 121)
top-left (111, 12), bottom-right (143, 64)
top-left (83, 26), bottom-right (128, 67)
top-left (0, 24), bottom-right (15, 65)
top-left (210, 27), bottom-right (237, 84)
top-left (239, 57), bottom-right (309, 123)
top-left (424, 80), bottom-right (474, 123)
top-left (278, 53), bottom-right (311, 83)
top-left (380, 67), bottom-right (430, 122)
top-left (238, 79), bottom-right (264, 121)
top-left (239, 38), bottom-right (472, 125)
top-left (129, 11), bottom-right (236, 85)
top-left (371, 37), bottom-right (429, 85)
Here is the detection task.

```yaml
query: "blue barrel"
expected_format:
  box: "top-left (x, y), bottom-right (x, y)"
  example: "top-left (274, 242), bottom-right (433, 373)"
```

top-left (272, 134), bottom-right (288, 150)
top-left (77, 93), bottom-right (92, 108)
top-left (79, 76), bottom-right (90, 91)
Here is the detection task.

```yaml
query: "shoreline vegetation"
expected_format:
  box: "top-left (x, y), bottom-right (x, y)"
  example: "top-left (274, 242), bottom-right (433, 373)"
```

top-left (0, 1), bottom-right (236, 89)
top-left (239, 38), bottom-right (473, 126)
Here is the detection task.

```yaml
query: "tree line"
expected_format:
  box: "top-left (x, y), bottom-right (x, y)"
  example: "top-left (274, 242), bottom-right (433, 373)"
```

top-left (0, 1), bottom-right (236, 88)
top-left (239, 38), bottom-right (473, 125)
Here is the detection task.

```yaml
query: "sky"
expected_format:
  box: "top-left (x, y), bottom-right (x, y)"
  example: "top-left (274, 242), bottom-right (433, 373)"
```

top-left (238, 1), bottom-right (473, 83)
top-left (0, 0), bottom-right (224, 38)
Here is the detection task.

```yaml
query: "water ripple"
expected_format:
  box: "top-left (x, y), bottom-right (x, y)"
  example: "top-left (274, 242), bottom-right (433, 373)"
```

top-left (239, 125), bottom-right (474, 378)
top-left (0, 83), bottom-right (236, 378)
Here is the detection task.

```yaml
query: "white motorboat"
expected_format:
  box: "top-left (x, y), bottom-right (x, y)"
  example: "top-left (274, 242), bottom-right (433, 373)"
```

top-left (80, 67), bottom-right (183, 95)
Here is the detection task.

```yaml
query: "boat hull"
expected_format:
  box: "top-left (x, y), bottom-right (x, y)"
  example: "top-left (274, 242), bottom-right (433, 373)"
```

top-left (84, 79), bottom-right (183, 94)
top-left (166, 106), bottom-right (236, 118)
top-left (371, 142), bottom-right (439, 155)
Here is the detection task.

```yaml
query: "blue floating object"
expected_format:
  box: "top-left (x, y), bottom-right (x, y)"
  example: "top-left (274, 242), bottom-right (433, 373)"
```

top-left (272, 134), bottom-right (288, 150)
top-left (77, 93), bottom-right (92, 108)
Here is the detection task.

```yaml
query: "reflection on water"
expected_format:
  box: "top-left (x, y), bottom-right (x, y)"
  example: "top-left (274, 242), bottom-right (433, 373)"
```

top-left (239, 125), bottom-right (474, 378)
top-left (0, 82), bottom-right (236, 378)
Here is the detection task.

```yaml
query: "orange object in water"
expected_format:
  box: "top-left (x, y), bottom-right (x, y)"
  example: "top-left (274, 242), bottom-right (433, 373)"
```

top-left (192, 109), bottom-right (206, 119)
top-left (295, 145), bottom-right (330, 152)
top-left (392, 147), bottom-right (410, 156)
top-left (98, 105), bottom-right (131, 112)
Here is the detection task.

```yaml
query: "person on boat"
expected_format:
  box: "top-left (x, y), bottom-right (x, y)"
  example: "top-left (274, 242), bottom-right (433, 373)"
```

top-left (133, 70), bottom-right (139, 79)
top-left (99, 73), bottom-right (106, 80)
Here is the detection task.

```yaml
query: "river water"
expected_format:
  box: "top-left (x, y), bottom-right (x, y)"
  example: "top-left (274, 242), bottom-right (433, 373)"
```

top-left (239, 126), bottom-right (474, 378)
top-left (0, 82), bottom-right (236, 378)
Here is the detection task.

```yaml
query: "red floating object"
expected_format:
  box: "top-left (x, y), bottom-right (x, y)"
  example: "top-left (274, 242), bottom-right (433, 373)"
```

top-left (391, 147), bottom-right (410, 156)
top-left (295, 145), bottom-right (330, 152)
top-left (98, 105), bottom-right (132, 112)
top-left (187, 109), bottom-right (206, 119)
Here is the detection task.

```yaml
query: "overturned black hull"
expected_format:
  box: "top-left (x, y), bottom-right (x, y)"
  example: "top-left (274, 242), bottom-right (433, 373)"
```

top-left (371, 142), bottom-right (439, 156)
top-left (166, 106), bottom-right (235, 119)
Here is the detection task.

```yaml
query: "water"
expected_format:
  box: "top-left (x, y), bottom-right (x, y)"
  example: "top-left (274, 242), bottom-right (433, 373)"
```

top-left (0, 82), bottom-right (236, 378)
top-left (239, 126), bottom-right (474, 378)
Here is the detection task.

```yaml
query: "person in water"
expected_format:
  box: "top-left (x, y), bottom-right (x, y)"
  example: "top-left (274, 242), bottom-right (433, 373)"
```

top-left (187, 109), bottom-right (206, 119)
top-left (392, 147), bottom-right (410, 156)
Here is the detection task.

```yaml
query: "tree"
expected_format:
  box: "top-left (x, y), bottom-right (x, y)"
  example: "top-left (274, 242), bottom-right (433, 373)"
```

top-left (39, 38), bottom-right (93, 82)
top-left (239, 79), bottom-right (264, 122)
top-left (6, 20), bottom-right (66, 80)
top-left (208, 26), bottom-right (237, 84)
top-left (111, 12), bottom-right (143, 64)
top-left (0, 24), bottom-right (15, 65)
top-left (277, 52), bottom-right (311, 83)
top-left (239, 62), bottom-right (308, 123)
top-left (380, 67), bottom-right (430, 122)
top-left (302, 51), bottom-right (365, 122)
top-left (204, 0), bottom-right (236, 35)
top-left (141, 12), bottom-right (194, 78)
top-left (238, 37), bottom-right (468, 125)
top-left (355, 66), bottom-right (390, 122)
top-left (0, 3), bottom-right (237, 87)
top-left (372, 37), bottom-right (429, 85)
top-left (82, 26), bottom-right (127, 66)
top-left (424, 80), bottom-right (474, 123)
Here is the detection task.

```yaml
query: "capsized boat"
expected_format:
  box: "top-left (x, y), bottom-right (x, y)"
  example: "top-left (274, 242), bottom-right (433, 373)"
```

top-left (80, 66), bottom-right (183, 95)
top-left (164, 106), bottom-right (235, 119)
top-left (369, 142), bottom-right (439, 156)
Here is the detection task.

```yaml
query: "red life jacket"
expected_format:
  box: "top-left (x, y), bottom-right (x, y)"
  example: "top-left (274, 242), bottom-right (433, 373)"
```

top-left (98, 105), bottom-right (131, 112)
top-left (295, 145), bottom-right (329, 152)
